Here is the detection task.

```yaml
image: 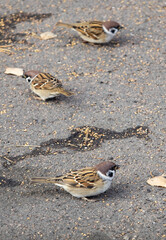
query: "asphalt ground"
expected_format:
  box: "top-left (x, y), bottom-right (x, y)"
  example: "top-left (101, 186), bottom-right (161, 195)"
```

top-left (0, 0), bottom-right (165, 239)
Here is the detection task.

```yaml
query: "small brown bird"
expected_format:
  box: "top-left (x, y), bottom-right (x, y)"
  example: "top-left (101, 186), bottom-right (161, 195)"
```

top-left (31, 161), bottom-right (120, 200)
top-left (55, 20), bottom-right (123, 44)
top-left (23, 70), bottom-right (74, 101)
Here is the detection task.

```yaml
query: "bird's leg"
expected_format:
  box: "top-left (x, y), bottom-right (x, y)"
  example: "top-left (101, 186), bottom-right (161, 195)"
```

top-left (82, 197), bottom-right (97, 202)
top-left (82, 40), bottom-right (89, 44)
top-left (33, 96), bottom-right (43, 101)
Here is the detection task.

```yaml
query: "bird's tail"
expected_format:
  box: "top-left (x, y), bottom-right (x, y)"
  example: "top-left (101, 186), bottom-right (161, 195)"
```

top-left (57, 88), bottom-right (74, 97)
top-left (56, 22), bottom-right (74, 29)
top-left (31, 177), bottom-right (59, 184)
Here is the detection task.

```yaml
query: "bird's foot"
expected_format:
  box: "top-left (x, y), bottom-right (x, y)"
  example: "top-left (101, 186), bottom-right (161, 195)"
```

top-left (82, 197), bottom-right (97, 202)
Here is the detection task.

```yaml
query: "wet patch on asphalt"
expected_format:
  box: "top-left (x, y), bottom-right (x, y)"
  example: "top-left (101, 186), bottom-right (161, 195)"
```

top-left (1, 125), bottom-right (149, 168)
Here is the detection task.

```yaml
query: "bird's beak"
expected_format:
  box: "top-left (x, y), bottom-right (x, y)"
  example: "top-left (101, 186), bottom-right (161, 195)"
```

top-left (22, 74), bottom-right (26, 79)
top-left (118, 25), bottom-right (124, 30)
top-left (115, 165), bottom-right (120, 170)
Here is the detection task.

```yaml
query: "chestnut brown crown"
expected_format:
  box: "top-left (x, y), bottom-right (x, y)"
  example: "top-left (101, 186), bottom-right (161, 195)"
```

top-left (23, 70), bottom-right (41, 78)
top-left (103, 20), bottom-right (123, 30)
top-left (94, 161), bottom-right (120, 175)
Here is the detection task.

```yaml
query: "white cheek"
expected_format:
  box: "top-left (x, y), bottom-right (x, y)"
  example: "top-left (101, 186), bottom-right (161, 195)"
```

top-left (102, 26), bottom-right (118, 42)
top-left (97, 171), bottom-right (115, 181)
top-left (103, 26), bottom-right (114, 36)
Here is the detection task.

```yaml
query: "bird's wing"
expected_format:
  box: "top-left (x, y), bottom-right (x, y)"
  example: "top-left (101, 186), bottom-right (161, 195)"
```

top-left (32, 73), bottom-right (62, 90)
top-left (61, 167), bottom-right (100, 189)
top-left (73, 21), bottom-right (104, 40)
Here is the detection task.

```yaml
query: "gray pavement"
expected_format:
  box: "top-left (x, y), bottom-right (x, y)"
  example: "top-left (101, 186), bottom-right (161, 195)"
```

top-left (0, 0), bottom-right (165, 239)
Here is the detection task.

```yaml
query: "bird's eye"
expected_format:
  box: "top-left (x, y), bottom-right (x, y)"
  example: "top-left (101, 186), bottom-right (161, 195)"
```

top-left (111, 29), bottom-right (115, 34)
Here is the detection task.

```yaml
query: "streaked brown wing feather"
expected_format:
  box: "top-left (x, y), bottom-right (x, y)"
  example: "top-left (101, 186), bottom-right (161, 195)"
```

top-left (32, 73), bottom-right (62, 90)
top-left (86, 28), bottom-right (104, 40)
top-left (62, 168), bottom-right (100, 189)
top-left (73, 21), bottom-right (104, 40)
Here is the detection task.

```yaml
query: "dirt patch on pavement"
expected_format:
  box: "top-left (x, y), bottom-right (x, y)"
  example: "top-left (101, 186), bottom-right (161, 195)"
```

top-left (1, 125), bottom-right (149, 168)
top-left (0, 11), bottom-right (52, 44)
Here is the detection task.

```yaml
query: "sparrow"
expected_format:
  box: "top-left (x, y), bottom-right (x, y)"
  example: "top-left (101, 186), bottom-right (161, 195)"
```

top-left (31, 161), bottom-right (120, 200)
top-left (55, 20), bottom-right (123, 44)
top-left (23, 70), bottom-right (74, 101)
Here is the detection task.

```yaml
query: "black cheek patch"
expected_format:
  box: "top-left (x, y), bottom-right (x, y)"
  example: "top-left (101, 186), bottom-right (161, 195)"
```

top-left (108, 172), bottom-right (113, 177)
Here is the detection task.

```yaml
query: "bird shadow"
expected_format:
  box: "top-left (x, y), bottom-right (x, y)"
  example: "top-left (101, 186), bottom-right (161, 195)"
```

top-left (25, 92), bottom-right (75, 103)
top-left (85, 34), bottom-right (140, 49)
top-left (26, 185), bottom-right (61, 198)
top-left (24, 182), bottom-right (130, 202)
top-left (55, 33), bottom-right (134, 48)
top-left (103, 183), bottom-right (131, 200)
top-left (86, 232), bottom-right (111, 240)
top-left (86, 183), bottom-right (130, 202)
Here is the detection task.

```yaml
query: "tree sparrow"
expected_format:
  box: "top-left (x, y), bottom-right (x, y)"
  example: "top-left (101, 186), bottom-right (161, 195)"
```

top-left (23, 70), bottom-right (74, 101)
top-left (55, 20), bottom-right (123, 44)
top-left (31, 161), bottom-right (120, 200)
